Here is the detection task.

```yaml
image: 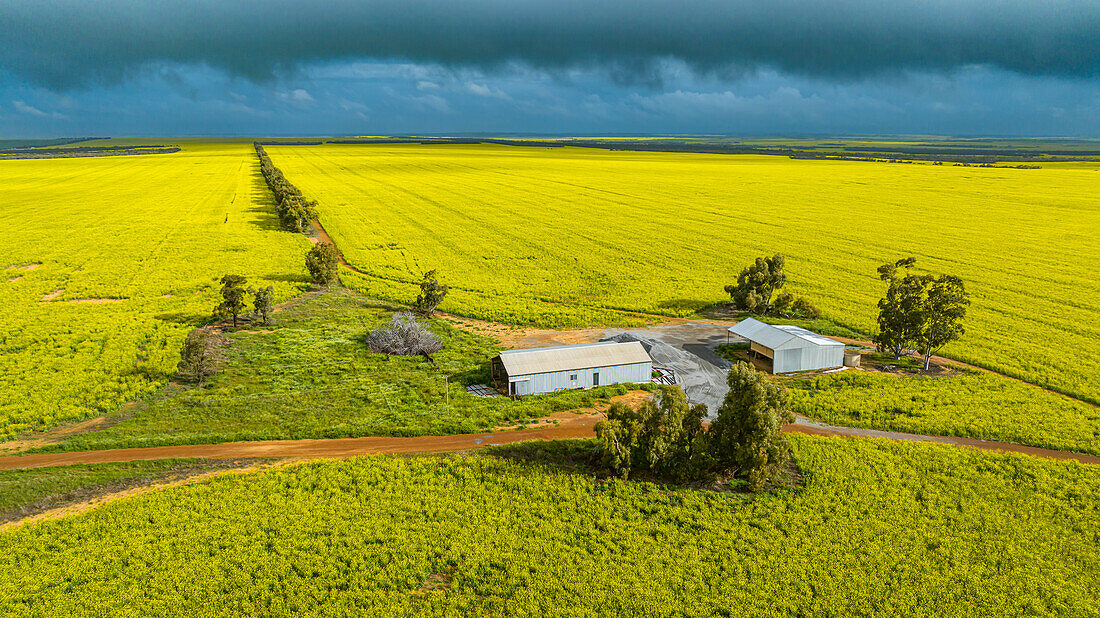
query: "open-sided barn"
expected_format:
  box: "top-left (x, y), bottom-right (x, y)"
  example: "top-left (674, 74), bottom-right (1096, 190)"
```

top-left (491, 341), bottom-right (653, 396)
top-left (728, 317), bottom-right (844, 374)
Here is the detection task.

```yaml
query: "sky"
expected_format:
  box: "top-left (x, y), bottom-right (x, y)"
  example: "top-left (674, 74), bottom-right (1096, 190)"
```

top-left (2, 0), bottom-right (1099, 138)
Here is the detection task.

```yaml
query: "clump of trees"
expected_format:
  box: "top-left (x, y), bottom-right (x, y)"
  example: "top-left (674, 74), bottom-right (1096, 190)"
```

top-left (213, 275), bottom-right (280, 328)
top-left (366, 312), bottom-right (444, 358)
top-left (255, 144), bottom-right (318, 233)
top-left (215, 274), bottom-right (250, 328)
top-left (873, 257), bottom-right (970, 370)
top-left (177, 329), bottom-right (222, 386)
top-left (707, 363), bottom-right (795, 491)
top-left (253, 285), bottom-right (274, 325)
top-left (596, 364), bottom-right (795, 491)
top-left (596, 386), bottom-right (709, 483)
top-left (306, 242), bottom-right (340, 285)
top-left (414, 270), bottom-right (449, 316)
top-left (725, 254), bottom-right (819, 318)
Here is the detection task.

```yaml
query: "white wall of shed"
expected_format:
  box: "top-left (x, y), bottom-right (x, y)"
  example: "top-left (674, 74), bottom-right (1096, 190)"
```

top-left (773, 345), bottom-right (844, 373)
top-left (509, 362), bottom-right (652, 396)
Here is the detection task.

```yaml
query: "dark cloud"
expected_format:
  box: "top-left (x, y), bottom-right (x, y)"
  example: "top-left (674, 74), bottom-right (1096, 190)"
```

top-left (2, 1), bottom-right (1099, 90)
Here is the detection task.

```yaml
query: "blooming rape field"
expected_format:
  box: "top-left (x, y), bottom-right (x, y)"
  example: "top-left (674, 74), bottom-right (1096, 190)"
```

top-left (266, 144), bottom-right (1100, 404)
top-left (0, 143), bottom-right (312, 440)
top-left (1, 436), bottom-right (1097, 615)
top-left (789, 371), bottom-right (1100, 455)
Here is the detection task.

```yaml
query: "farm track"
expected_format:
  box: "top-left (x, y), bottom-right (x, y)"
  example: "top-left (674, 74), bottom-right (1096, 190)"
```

top-left (2, 407), bottom-right (1096, 471)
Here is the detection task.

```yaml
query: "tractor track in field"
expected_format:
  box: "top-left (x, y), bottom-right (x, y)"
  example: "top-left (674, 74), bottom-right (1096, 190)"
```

top-left (308, 219), bottom-right (676, 325)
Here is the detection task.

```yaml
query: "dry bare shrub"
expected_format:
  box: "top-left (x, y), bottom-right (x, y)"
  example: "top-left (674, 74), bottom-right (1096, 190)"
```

top-left (366, 312), bottom-right (443, 357)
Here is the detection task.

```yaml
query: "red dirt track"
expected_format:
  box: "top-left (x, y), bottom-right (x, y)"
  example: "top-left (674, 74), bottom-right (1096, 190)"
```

top-left (0, 415), bottom-right (605, 471)
top-left (2, 413), bottom-right (1096, 471)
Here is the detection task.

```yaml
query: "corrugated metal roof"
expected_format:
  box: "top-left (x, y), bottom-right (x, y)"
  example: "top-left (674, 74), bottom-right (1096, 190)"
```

top-left (497, 341), bottom-right (652, 377)
top-left (728, 318), bottom-right (843, 350)
top-left (773, 324), bottom-right (844, 348)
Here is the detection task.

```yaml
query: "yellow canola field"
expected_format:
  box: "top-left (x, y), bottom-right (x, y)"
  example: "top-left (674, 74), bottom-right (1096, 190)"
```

top-left (0, 143), bottom-right (312, 439)
top-left (267, 144), bottom-right (1100, 403)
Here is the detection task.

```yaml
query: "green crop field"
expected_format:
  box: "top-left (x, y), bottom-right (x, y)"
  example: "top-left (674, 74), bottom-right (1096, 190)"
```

top-left (1, 436), bottom-right (1097, 615)
top-left (0, 458), bottom-right (258, 523)
top-left (0, 143), bottom-right (312, 440)
top-left (265, 144), bottom-right (1100, 405)
top-left (789, 371), bottom-right (1100, 455)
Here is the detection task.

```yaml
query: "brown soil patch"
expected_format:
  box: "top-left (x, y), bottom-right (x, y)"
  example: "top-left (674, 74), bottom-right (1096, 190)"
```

top-left (0, 459), bottom-right (286, 531)
top-left (414, 567), bottom-right (456, 595)
top-left (830, 337), bottom-right (972, 371)
top-left (0, 416), bottom-right (112, 455)
top-left (5, 263), bottom-right (40, 271)
top-left (491, 390), bottom-right (651, 431)
top-left (65, 298), bottom-right (123, 304)
top-left (441, 313), bottom-right (607, 349)
top-left (41, 288), bottom-right (64, 301)
top-left (6, 276), bottom-right (22, 283)
top-left (0, 408), bottom-right (615, 472)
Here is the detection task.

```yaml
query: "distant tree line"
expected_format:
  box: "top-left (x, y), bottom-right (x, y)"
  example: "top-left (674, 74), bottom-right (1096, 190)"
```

top-left (0, 146), bottom-right (180, 160)
top-left (254, 143), bottom-right (319, 233)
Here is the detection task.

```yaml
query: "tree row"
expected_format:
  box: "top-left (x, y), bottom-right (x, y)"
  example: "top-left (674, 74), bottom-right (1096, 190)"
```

top-left (254, 143), bottom-right (318, 233)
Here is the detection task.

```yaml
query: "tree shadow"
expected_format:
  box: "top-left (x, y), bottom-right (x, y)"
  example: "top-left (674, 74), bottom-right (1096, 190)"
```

top-left (482, 439), bottom-right (605, 475)
top-left (262, 273), bottom-right (312, 292)
top-left (246, 205), bottom-right (283, 232)
top-left (655, 298), bottom-right (707, 313)
top-left (245, 172), bottom-right (283, 231)
top-left (154, 311), bottom-right (211, 326)
top-left (483, 438), bottom-right (800, 495)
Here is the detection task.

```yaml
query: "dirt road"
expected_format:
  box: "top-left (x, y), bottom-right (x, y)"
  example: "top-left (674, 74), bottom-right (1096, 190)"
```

top-left (786, 416), bottom-right (1099, 464)
top-left (0, 415), bottom-right (605, 470)
top-left (2, 412), bottom-right (1096, 471)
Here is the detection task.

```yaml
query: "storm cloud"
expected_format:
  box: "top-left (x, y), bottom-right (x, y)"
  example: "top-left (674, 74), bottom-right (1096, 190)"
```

top-left (3, 0), bottom-right (1100, 89)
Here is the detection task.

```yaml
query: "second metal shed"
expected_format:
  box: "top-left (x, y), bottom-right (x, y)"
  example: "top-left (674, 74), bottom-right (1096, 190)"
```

top-left (728, 317), bottom-right (844, 374)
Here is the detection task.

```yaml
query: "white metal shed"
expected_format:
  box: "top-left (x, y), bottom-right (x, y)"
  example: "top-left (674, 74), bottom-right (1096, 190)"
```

top-left (491, 341), bottom-right (653, 396)
top-left (728, 318), bottom-right (844, 373)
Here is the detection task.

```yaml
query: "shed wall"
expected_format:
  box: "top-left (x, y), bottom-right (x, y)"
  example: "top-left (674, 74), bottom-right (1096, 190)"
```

top-left (509, 361), bottom-right (652, 396)
top-left (773, 345), bottom-right (844, 373)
